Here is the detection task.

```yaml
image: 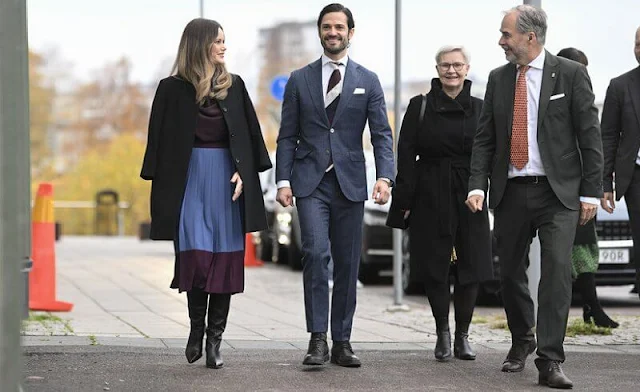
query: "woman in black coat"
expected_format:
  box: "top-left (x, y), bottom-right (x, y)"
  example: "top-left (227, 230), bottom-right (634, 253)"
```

top-left (388, 46), bottom-right (492, 362)
top-left (140, 18), bottom-right (271, 369)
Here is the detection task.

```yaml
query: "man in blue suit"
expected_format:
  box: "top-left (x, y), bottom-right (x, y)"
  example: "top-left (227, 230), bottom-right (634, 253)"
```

top-left (275, 3), bottom-right (394, 368)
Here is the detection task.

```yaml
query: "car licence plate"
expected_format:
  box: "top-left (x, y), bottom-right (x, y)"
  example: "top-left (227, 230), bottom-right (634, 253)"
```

top-left (599, 248), bottom-right (630, 264)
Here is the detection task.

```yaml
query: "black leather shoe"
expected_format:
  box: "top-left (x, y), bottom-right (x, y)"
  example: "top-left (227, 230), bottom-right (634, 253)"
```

top-left (453, 331), bottom-right (476, 360)
top-left (501, 340), bottom-right (536, 372)
top-left (434, 330), bottom-right (452, 362)
top-left (302, 333), bottom-right (329, 366)
top-left (331, 341), bottom-right (361, 367)
top-left (536, 359), bottom-right (573, 389)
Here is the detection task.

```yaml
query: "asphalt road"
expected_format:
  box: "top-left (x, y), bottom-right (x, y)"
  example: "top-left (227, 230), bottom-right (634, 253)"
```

top-left (23, 345), bottom-right (640, 392)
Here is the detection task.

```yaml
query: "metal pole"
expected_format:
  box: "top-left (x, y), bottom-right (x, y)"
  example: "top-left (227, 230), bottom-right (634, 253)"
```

top-left (390, 0), bottom-right (406, 309)
top-left (0, 0), bottom-right (31, 390)
top-left (524, 0), bottom-right (542, 7)
top-left (199, 0), bottom-right (204, 17)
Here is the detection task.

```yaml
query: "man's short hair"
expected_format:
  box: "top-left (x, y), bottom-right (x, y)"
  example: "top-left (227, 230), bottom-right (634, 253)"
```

top-left (317, 3), bottom-right (355, 30)
top-left (505, 4), bottom-right (548, 45)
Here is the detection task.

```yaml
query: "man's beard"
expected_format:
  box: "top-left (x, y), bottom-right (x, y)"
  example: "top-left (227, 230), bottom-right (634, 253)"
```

top-left (322, 36), bottom-right (348, 54)
top-left (505, 45), bottom-right (526, 65)
top-left (506, 52), bottom-right (518, 64)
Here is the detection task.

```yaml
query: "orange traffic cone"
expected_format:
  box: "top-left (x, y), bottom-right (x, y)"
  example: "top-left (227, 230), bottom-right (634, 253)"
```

top-left (29, 183), bottom-right (73, 312)
top-left (244, 234), bottom-right (263, 267)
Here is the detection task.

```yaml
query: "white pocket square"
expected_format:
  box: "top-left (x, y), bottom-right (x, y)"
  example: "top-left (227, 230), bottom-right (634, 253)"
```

top-left (550, 93), bottom-right (565, 101)
top-left (353, 88), bottom-right (365, 94)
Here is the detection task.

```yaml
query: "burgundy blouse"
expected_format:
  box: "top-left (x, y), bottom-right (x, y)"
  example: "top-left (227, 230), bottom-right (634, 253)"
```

top-left (194, 99), bottom-right (229, 148)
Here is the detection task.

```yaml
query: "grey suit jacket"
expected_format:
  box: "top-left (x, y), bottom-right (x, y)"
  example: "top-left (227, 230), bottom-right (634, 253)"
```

top-left (601, 66), bottom-right (640, 199)
top-left (469, 51), bottom-right (604, 210)
top-left (275, 58), bottom-right (395, 202)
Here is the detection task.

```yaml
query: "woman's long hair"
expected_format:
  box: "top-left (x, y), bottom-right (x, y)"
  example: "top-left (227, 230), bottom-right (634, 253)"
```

top-left (171, 18), bottom-right (232, 104)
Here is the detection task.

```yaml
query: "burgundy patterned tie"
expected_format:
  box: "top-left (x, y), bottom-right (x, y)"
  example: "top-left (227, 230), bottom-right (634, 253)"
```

top-left (327, 67), bottom-right (341, 93)
top-left (510, 65), bottom-right (530, 170)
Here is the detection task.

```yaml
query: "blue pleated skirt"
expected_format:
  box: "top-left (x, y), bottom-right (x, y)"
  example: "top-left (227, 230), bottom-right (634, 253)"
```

top-left (170, 148), bottom-right (245, 294)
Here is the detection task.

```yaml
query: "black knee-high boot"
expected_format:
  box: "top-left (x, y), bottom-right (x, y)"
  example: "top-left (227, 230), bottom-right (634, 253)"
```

top-left (185, 289), bottom-right (208, 363)
top-left (206, 293), bottom-right (231, 369)
top-left (453, 282), bottom-right (479, 360)
top-left (425, 280), bottom-right (452, 362)
top-left (577, 273), bottom-right (619, 328)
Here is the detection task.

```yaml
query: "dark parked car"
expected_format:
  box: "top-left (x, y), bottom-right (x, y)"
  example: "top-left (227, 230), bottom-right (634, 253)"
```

top-left (592, 197), bottom-right (635, 286)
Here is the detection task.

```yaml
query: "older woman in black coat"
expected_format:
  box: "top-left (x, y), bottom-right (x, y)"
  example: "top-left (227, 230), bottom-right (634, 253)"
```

top-left (388, 46), bottom-right (493, 362)
top-left (141, 18), bottom-right (271, 369)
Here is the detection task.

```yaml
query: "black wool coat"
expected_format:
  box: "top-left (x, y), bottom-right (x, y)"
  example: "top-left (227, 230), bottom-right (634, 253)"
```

top-left (141, 74), bottom-right (272, 240)
top-left (388, 79), bottom-right (493, 285)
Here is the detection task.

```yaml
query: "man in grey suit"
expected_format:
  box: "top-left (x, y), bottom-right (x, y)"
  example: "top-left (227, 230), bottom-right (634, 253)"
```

top-left (601, 26), bottom-right (640, 299)
top-left (275, 3), bottom-right (394, 368)
top-left (466, 5), bottom-right (603, 389)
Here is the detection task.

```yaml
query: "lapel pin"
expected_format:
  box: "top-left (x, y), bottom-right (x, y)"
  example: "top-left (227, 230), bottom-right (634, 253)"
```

top-left (551, 72), bottom-right (556, 78)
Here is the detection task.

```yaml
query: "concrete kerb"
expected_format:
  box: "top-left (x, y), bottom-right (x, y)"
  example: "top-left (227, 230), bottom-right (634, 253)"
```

top-left (21, 335), bottom-right (640, 355)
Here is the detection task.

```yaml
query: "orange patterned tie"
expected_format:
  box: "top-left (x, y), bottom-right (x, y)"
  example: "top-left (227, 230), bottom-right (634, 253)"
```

top-left (510, 65), bottom-right (530, 170)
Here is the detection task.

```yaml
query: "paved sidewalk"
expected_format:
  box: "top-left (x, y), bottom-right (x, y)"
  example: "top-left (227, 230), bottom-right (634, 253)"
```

top-left (23, 237), bottom-right (640, 345)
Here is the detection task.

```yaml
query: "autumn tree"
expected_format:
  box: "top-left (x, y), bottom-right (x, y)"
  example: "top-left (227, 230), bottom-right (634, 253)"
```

top-left (66, 57), bottom-right (150, 153)
top-left (52, 133), bottom-right (151, 236)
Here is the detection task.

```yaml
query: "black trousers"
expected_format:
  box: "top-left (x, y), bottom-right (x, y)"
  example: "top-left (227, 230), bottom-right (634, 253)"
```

top-left (624, 165), bottom-right (640, 292)
top-left (494, 179), bottom-right (579, 362)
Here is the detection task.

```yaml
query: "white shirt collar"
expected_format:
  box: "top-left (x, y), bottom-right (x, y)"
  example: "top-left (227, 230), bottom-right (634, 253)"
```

top-left (527, 49), bottom-right (545, 70)
top-left (322, 53), bottom-right (348, 67)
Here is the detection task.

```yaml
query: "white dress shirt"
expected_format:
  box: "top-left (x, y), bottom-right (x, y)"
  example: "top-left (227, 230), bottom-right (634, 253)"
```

top-left (469, 50), bottom-right (598, 205)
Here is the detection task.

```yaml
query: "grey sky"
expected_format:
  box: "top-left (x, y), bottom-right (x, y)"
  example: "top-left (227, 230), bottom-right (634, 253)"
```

top-left (28, 0), bottom-right (639, 102)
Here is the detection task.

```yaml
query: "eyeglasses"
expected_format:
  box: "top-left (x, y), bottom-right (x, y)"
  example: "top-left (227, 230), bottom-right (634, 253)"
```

top-left (437, 62), bottom-right (466, 71)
